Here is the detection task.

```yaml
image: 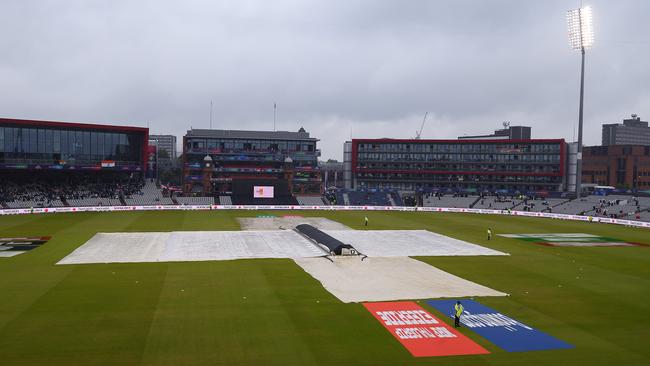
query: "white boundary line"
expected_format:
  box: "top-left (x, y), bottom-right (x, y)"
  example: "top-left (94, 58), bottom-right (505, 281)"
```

top-left (1, 204), bottom-right (649, 229)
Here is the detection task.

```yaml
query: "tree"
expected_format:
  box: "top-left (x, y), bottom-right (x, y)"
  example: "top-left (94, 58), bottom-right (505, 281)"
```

top-left (159, 167), bottom-right (182, 186)
top-left (157, 149), bottom-right (170, 160)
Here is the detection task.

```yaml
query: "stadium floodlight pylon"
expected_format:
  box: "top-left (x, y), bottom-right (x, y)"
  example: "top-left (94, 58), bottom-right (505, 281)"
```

top-left (567, 5), bottom-right (594, 198)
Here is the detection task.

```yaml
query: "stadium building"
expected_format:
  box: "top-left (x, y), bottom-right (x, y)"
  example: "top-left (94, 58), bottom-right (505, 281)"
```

top-left (344, 138), bottom-right (567, 193)
top-left (0, 117), bottom-right (150, 208)
top-left (183, 128), bottom-right (322, 204)
top-left (0, 117), bottom-right (148, 173)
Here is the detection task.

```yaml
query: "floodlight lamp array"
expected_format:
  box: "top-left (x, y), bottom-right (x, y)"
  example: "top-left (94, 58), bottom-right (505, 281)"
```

top-left (567, 6), bottom-right (594, 50)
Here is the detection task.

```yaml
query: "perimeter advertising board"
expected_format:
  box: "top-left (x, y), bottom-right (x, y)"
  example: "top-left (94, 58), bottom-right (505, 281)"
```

top-left (1, 206), bottom-right (649, 229)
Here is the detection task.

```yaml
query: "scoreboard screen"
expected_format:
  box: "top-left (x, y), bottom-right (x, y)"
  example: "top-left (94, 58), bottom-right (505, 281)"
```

top-left (253, 186), bottom-right (274, 198)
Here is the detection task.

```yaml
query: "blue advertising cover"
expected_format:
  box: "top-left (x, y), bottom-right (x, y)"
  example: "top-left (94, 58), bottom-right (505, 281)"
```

top-left (427, 299), bottom-right (573, 352)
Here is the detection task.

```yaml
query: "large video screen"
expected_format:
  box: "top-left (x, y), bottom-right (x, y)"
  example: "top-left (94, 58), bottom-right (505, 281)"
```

top-left (253, 186), bottom-right (275, 198)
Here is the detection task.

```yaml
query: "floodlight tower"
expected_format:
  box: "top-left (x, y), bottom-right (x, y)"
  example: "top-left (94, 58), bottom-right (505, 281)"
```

top-left (567, 5), bottom-right (594, 197)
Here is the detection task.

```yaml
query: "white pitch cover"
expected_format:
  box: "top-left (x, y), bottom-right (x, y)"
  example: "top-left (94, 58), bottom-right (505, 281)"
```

top-left (322, 230), bottom-right (507, 257)
top-left (58, 230), bottom-right (325, 264)
top-left (294, 256), bottom-right (507, 303)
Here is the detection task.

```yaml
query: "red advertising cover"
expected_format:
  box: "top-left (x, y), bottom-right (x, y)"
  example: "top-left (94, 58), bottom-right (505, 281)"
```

top-left (363, 301), bottom-right (489, 357)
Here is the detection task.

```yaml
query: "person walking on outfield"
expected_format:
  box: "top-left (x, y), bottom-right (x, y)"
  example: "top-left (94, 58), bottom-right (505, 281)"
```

top-left (454, 301), bottom-right (464, 328)
top-left (487, 228), bottom-right (492, 240)
top-left (364, 216), bottom-right (369, 226)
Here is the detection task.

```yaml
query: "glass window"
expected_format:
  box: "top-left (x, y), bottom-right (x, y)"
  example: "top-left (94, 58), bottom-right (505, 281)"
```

top-left (111, 133), bottom-right (117, 159)
top-left (82, 131), bottom-right (90, 155)
top-left (10, 128), bottom-right (18, 154)
top-left (45, 129), bottom-right (53, 153)
top-left (111, 133), bottom-right (119, 158)
top-left (52, 130), bottom-right (61, 154)
top-left (38, 129), bottom-right (46, 153)
top-left (2, 127), bottom-right (9, 153)
top-left (111, 133), bottom-right (117, 158)
top-left (130, 134), bottom-right (141, 161)
top-left (90, 132), bottom-right (97, 157)
top-left (103, 133), bottom-right (111, 157)
top-left (22, 128), bottom-right (30, 154)
top-left (61, 130), bottom-right (69, 155)
top-left (117, 133), bottom-right (124, 157)
top-left (75, 130), bottom-right (83, 155)
top-left (0, 127), bottom-right (4, 152)
top-left (116, 133), bottom-right (122, 158)
top-left (97, 131), bottom-right (104, 159)
top-left (18, 128), bottom-right (27, 154)
top-left (64, 130), bottom-right (71, 155)
top-left (5, 128), bottom-right (14, 153)
top-left (28, 128), bottom-right (37, 153)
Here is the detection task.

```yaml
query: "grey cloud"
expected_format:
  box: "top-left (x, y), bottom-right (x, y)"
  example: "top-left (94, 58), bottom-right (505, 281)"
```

top-left (1, 0), bottom-right (649, 160)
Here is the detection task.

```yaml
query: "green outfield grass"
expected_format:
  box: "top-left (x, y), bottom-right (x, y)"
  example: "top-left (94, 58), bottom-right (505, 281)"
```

top-left (1, 210), bottom-right (649, 366)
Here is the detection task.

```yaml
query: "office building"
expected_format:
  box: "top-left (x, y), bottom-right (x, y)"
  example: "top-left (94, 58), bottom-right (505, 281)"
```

top-left (602, 114), bottom-right (650, 146)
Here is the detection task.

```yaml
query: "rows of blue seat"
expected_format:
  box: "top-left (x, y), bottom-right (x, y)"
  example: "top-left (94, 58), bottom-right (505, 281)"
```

top-left (330, 189), bottom-right (401, 206)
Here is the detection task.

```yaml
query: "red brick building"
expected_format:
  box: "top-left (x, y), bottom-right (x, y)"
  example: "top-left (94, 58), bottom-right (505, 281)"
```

top-left (582, 145), bottom-right (650, 189)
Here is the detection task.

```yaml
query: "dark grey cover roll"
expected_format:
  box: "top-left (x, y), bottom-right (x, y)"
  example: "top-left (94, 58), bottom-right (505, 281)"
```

top-left (295, 224), bottom-right (354, 255)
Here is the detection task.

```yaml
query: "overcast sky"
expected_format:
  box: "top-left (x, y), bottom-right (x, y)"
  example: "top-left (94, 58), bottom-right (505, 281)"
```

top-left (1, 0), bottom-right (649, 160)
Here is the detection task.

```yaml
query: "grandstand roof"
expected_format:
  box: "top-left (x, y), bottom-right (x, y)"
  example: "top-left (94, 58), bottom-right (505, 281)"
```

top-left (186, 129), bottom-right (318, 141)
top-left (352, 138), bottom-right (564, 144)
top-left (0, 117), bottom-right (148, 133)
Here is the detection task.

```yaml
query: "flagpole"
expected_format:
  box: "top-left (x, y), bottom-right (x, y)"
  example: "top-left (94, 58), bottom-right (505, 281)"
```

top-left (273, 102), bottom-right (276, 131)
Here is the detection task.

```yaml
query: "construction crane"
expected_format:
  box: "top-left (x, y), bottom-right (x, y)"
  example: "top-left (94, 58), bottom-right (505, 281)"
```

top-left (415, 112), bottom-right (428, 139)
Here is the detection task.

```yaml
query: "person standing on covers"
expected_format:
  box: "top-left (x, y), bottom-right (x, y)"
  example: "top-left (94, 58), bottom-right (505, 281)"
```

top-left (487, 228), bottom-right (492, 240)
top-left (454, 301), bottom-right (464, 328)
top-left (364, 216), bottom-right (369, 226)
